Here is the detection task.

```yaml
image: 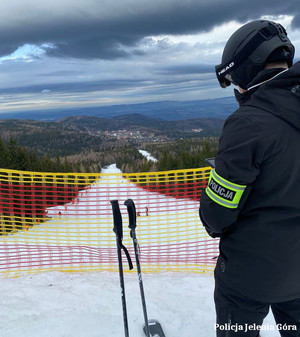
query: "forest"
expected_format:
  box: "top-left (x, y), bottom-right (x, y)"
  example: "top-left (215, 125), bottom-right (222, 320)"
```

top-left (0, 136), bottom-right (74, 173)
top-left (0, 135), bottom-right (218, 173)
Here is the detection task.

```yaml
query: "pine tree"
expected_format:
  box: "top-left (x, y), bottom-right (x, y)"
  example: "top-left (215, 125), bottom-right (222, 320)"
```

top-left (41, 154), bottom-right (54, 172)
top-left (0, 137), bottom-right (8, 168)
top-left (16, 146), bottom-right (29, 171)
top-left (7, 136), bottom-right (18, 169)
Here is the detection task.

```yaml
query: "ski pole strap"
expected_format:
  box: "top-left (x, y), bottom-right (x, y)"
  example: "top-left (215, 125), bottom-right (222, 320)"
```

top-left (206, 169), bottom-right (247, 209)
top-left (110, 199), bottom-right (133, 270)
top-left (124, 199), bottom-right (137, 230)
top-left (118, 240), bottom-right (133, 270)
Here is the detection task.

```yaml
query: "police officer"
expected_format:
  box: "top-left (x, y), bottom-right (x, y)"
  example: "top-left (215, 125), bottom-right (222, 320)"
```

top-left (199, 19), bottom-right (300, 336)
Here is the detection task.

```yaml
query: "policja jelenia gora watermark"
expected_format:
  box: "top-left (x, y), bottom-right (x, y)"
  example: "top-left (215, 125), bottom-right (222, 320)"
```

top-left (215, 323), bottom-right (297, 333)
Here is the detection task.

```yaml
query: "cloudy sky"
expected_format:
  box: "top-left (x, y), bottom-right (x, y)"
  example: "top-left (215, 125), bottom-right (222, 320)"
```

top-left (0, 0), bottom-right (300, 114)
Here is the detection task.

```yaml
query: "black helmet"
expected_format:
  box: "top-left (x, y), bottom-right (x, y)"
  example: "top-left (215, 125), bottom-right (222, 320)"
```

top-left (215, 20), bottom-right (295, 89)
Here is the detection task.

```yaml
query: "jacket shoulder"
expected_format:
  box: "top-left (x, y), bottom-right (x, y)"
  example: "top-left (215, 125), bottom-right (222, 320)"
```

top-left (226, 104), bottom-right (279, 134)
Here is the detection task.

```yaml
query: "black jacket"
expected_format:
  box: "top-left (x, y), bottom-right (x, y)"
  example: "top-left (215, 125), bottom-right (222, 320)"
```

top-left (200, 62), bottom-right (300, 303)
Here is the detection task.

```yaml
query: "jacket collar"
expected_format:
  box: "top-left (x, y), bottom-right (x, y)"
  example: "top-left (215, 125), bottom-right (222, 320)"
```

top-left (234, 68), bottom-right (289, 106)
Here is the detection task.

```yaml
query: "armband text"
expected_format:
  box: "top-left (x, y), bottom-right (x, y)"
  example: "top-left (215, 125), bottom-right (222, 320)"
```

top-left (206, 169), bottom-right (246, 209)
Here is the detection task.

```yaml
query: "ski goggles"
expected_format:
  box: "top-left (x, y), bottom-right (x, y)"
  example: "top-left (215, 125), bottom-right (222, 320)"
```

top-left (215, 63), bottom-right (237, 88)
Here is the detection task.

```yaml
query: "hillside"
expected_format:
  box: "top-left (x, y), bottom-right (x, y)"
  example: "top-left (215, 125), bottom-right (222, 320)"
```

top-left (60, 114), bottom-right (224, 131)
top-left (59, 114), bottom-right (224, 138)
top-left (0, 114), bottom-right (223, 157)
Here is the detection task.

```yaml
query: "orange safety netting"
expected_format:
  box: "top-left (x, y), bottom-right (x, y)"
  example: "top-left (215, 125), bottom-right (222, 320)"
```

top-left (0, 166), bottom-right (218, 277)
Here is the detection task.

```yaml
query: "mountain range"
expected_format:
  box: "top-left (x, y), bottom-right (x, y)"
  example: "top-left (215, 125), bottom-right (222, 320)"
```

top-left (0, 97), bottom-right (237, 121)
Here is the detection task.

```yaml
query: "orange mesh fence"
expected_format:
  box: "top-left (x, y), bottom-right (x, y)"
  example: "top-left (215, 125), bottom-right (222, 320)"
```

top-left (0, 166), bottom-right (218, 277)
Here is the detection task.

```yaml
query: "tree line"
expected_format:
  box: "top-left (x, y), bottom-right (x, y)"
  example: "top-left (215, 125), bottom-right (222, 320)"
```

top-left (144, 138), bottom-right (218, 171)
top-left (0, 136), bottom-right (75, 173)
top-left (0, 135), bottom-right (218, 174)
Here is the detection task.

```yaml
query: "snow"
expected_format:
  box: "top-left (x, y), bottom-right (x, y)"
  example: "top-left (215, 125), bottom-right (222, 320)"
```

top-left (138, 150), bottom-right (158, 163)
top-left (0, 271), bottom-right (277, 337)
top-left (0, 164), bottom-right (277, 336)
top-left (101, 163), bottom-right (122, 173)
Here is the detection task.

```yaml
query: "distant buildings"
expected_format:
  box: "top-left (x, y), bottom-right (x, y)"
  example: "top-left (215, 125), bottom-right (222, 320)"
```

top-left (104, 129), bottom-right (168, 142)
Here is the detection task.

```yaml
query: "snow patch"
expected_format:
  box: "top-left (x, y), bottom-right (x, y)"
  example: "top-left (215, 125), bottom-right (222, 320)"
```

top-left (101, 163), bottom-right (122, 173)
top-left (139, 150), bottom-right (158, 163)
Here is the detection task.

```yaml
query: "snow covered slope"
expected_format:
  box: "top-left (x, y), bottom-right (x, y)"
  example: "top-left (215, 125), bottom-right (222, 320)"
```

top-left (0, 164), bottom-right (217, 276)
top-left (0, 271), bottom-right (277, 337)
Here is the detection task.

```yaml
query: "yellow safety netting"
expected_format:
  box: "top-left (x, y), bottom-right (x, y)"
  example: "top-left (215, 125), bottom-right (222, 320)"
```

top-left (0, 166), bottom-right (218, 277)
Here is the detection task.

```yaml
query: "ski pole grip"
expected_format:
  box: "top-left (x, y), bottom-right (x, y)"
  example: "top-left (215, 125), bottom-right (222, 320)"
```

top-left (111, 200), bottom-right (133, 271)
top-left (110, 200), bottom-right (123, 239)
top-left (124, 199), bottom-right (137, 230)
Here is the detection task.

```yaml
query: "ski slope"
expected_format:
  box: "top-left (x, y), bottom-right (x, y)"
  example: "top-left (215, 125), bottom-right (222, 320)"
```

top-left (1, 163), bottom-right (215, 276)
top-left (0, 271), bottom-right (277, 337)
top-left (0, 164), bottom-right (277, 336)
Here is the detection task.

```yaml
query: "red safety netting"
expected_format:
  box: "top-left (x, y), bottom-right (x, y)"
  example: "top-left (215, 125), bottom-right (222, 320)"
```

top-left (0, 166), bottom-right (218, 277)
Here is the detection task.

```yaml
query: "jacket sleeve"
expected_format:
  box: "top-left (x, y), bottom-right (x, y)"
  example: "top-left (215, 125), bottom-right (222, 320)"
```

top-left (199, 113), bottom-right (265, 236)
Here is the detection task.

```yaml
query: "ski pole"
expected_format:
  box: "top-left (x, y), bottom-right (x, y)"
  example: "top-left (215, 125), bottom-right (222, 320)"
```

top-left (124, 199), bottom-right (151, 337)
top-left (110, 199), bottom-right (133, 337)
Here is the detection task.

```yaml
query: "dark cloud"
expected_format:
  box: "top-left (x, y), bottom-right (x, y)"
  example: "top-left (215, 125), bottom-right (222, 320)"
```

top-left (0, 79), bottom-right (150, 95)
top-left (292, 13), bottom-right (300, 29)
top-left (0, 44), bottom-right (21, 57)
top-left (156, 64), bottom-right (214, 75)
top-left (44, 38), bottom-right (129, 59)
top-left (0, 71), bottom-right (215, 95)
top-left (0, 0), bottom-right (299, 60)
